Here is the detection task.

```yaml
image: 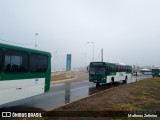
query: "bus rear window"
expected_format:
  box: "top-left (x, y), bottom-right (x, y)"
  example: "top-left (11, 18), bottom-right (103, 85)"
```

top-left (0, 50), bottom-right (2, 72)
top-left (30, 53), bottom-right (48, 73)
top-left (4, 50), bottom-right (28, 72)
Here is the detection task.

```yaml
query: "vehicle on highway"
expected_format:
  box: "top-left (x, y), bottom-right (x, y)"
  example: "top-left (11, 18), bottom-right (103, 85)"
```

top-left (139, 68), bottom-right (152, 75)
top-left (0, 43), bottom-right (51, 105)
top-left (132, 71), bottom-right (142, 76)
top-left (89, 62), bottom-right (132, 86)
top-left (152, 68), bottom-right (160, 78)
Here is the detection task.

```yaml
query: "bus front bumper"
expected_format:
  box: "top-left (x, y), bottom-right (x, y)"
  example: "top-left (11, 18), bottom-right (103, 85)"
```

top-left (89, 77), bottom-right (106, 83)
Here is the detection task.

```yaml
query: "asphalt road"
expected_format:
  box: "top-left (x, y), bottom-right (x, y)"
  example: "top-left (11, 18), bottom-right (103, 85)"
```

top-left (0, 72), bottom-right (152, 111)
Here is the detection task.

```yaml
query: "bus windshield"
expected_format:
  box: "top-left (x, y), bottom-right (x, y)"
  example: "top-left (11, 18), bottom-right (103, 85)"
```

top-left (90, 66), bottom-right (105, 75)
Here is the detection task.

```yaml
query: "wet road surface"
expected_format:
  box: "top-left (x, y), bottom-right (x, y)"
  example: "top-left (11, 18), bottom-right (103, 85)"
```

top-left (0, 75), bottom-right (152, 111)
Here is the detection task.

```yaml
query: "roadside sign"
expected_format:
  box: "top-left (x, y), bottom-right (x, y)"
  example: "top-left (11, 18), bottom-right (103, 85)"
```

top-left (66, 54), bottom-right (72, 78)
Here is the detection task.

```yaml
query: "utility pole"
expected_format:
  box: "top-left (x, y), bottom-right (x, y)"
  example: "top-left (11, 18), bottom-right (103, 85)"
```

top-left (101, 48), bottom-right (103, 62)
top-left (35, 33), bottom-right (38, 49)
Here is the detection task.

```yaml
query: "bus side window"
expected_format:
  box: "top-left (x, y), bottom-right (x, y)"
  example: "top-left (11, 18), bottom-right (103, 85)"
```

top-left (109, 66), bottom-right (111, 72)
top-left (113, 65), bottom-right (116, 72)
top-left (106, 66), bottom-right (107, 73)
top-left (0, 50), bottom-right (2, 72)
top-left (107, 65), bottom-right (111, 73)
top-left (114, 66), bottom-right (116, 72)
top-left (30, 53), bottom-right (48, 73)
top-left (121, 66), bottom-right (123, 72)
top-left (117, 66), bottom-right (119, 72)
top-left (116, 66), bottom-right (118, 72)
top-left (106, 66), bottom-right (109, 74)
top-left (4, 50), bottom-right (28, 73)
top-left (130, 67), bottom-right (132, 72)
top-left (111, 66), bottom-right (113, 72)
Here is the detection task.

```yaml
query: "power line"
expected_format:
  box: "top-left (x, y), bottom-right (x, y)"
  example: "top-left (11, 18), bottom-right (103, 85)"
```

top-left (0, 38), bottom-right (34, 46)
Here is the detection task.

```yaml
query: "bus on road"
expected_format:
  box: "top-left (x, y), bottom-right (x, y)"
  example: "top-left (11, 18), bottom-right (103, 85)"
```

top-left (0, 43), bottom-right (51, 105)
top-left (152, 68), bottom-right (160, 78)
top-left (89, 62), bottom-right (132, 86)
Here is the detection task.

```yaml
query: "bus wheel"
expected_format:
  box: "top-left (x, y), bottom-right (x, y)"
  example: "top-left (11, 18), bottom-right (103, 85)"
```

top-left (123, 76), bottom-right (127, 84)
top-left (96, 83), bottom-right (100, 87)
top-left (111, 77), bottom-right (114, 85)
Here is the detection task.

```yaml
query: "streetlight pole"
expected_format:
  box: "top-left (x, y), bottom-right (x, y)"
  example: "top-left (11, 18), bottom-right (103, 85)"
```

top-left (35, 33), bottom-right (38, 49)
top-left (87, 42), bottom-right (94, 62)
top-left (101, 48), bottom-right (103, 62)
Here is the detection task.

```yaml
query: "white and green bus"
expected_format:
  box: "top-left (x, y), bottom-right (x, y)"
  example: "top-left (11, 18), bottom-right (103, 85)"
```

top-left (152, 68), bottom-right (160, 78)
top-left (0, 43), bottom-right (51, 105)
top-left (89, 62), bottom-right (132, 86)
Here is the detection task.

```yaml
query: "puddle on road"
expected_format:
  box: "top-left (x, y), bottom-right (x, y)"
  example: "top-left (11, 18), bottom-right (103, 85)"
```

top-left (54, 76), bottom-right (152, 108)
top-left (61, 81), bottom-right (126, 105)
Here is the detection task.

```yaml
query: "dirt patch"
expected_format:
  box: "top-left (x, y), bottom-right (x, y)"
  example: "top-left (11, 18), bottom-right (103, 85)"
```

top-left (51, 71), bottom-right (88, 82)
top-left (51, 72), bottom-right (74, 81)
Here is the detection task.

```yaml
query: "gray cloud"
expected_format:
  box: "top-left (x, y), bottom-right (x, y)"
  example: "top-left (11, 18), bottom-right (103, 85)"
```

top-left (0, 0), bottom-right (160, 70)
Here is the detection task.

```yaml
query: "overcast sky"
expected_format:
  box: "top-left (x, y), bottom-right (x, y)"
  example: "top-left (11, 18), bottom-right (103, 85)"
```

top-left (0, 0), bottom-right (160, 71)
